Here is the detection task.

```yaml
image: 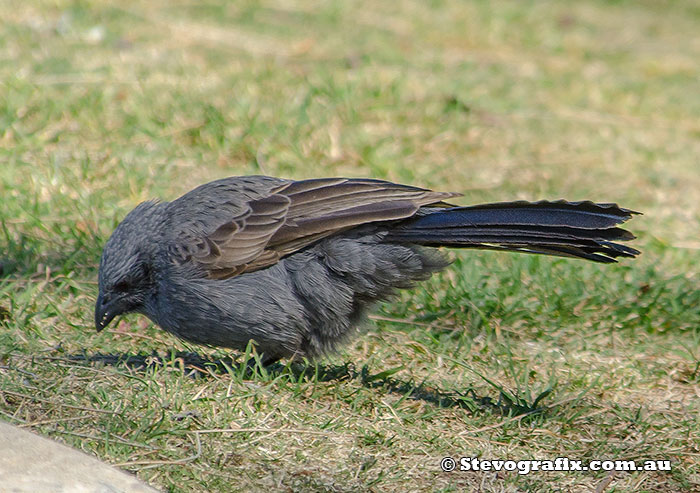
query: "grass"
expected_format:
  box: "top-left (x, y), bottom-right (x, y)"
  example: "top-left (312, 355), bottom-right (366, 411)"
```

top-left (1, 0), bottom-right (699, 491)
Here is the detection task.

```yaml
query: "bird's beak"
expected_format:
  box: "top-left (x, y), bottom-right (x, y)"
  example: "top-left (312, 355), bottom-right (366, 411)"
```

top-left (95, 293), bottom-right (121, 332)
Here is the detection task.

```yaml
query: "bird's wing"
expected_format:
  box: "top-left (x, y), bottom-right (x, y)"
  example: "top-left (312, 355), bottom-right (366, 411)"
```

top-left (167, 176), bottom-right (458, 279)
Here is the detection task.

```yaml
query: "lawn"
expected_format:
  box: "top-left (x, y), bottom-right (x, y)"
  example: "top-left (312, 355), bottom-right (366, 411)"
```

top-left (1, 0), bottom-right (699, 491)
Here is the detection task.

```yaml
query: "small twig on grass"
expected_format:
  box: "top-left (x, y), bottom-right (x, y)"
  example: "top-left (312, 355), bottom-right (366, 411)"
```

top-left (0, 409), bottom-right (26, 423)
top-left (368, 314), bottom-right (453, 330)
top-left (0, 389), bottom-right (118, 415)
top-left (194, 427), bottom-right (348, 436)
top-left (113, 432), bottom-right (201, 468)
top-left (544, 396), bottom-right (588, 411)
top-left (594, 471), bottom-right (618, 493)
top-left (108, 328), bottom-right (163, 343)
top-left (50, 428), bottom-right (155, 449)
top-left (18, 415), bottom-right (92, 428)
top-left (458, 413), bottom-right (532, 436)
top-left (0, 365), bottom-right (38, 378)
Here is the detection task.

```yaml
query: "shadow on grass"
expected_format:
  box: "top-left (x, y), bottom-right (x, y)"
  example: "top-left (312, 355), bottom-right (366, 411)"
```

top-left (59, 351), bottom-right (550, 418)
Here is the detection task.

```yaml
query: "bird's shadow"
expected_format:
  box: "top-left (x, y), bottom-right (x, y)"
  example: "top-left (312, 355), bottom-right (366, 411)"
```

top-left (63, 351), bottom-right (549, 417)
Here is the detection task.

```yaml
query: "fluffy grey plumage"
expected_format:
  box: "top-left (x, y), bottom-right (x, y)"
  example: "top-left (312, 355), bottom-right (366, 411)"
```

top-left (96, 175), bottom-right (640, 362)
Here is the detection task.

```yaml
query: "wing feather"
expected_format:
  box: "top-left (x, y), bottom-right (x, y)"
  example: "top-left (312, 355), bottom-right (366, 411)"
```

top-left (167, 176), bottom-right (458, 278)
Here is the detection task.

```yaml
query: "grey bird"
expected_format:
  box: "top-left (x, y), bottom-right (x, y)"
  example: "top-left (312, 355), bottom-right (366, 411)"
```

top-left (95, 175), bottom-right (640, 363)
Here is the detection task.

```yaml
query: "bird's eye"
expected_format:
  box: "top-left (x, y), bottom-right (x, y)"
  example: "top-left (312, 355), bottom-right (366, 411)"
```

top-left (113, 280), bottom-right (130, 292)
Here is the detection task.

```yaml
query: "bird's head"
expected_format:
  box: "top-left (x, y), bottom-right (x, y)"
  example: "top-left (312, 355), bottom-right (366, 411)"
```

top-left (95, 200), bottom-right (162, 332)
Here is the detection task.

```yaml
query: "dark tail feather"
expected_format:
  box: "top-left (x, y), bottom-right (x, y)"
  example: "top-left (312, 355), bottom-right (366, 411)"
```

top-left (386, 200), bottom-right (641, 263)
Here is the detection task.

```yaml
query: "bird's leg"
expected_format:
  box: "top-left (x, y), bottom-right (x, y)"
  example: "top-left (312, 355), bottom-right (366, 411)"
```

top-left (260, 353), bottom-right (282, 367)
top-left (242, 352), bottom-right (282, 375)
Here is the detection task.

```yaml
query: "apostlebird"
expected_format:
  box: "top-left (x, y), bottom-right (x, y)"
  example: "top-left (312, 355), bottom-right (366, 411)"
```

top-left (95, 176), bottom-right (639, 363)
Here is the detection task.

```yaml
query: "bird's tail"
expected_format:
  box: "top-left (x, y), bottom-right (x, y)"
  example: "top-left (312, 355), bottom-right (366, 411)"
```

top-left (386, 200), bottom-right (640, 263)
